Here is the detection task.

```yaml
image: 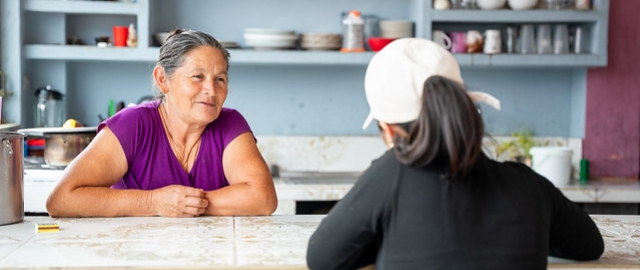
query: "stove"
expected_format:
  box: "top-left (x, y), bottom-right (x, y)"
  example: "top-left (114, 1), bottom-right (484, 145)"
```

top-left (24, 157), bottom-right (65, 214)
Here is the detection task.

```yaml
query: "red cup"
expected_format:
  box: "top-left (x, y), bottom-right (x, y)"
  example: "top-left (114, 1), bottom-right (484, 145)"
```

top-left (112, 26), bottom-right (129, 47)
top-left (368, 37), bottom-right (396, 52)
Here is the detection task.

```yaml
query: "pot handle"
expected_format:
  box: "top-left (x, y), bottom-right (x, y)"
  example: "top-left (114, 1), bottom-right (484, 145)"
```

top-left (2, 138), bottom-right (13, 156)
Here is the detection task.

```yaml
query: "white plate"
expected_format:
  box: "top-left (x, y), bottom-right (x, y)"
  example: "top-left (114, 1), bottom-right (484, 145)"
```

top-left (18, 127), bottom-right (97, 136)
top-left (244, 28), bottom-right (295, 35)
top-left (245, 39), bottom-right (297, 48)
top-left (244, 33), bottom-right (298, 41)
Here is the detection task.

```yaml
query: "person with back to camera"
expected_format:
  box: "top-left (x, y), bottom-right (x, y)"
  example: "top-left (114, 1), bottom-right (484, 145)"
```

top-left (306, 38), bottom-right (604, 269)
top-left (46, 29), bottom-right (277, 217)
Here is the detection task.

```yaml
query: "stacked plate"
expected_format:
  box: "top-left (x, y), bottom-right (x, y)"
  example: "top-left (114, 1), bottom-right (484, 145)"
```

top-left (243, 28), bottom-right (298, 50)
top-left (380, 20), bottom-right (415, 39)
top-left (300, 33), bottom-right (342, 51)
top-left (219, 40), bottom-right (240, 49)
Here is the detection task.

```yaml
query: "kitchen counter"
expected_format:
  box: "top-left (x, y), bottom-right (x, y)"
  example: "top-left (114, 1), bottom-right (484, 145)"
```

top-left (1, 215), bottom-right (639, 269)
top-left (273, 177), bottom-right (640, 214)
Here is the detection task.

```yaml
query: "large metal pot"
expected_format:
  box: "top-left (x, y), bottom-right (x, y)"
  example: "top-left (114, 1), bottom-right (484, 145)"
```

top-left (0, 131), bottom-right (25, 226)
top-left (44, 132), bottom-right (95, 166)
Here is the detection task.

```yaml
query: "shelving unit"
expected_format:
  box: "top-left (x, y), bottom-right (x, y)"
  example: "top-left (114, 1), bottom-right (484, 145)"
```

top-left (0, 0), bottom-right (610, 130)
top-left (19, 0), bottom-right (609, 68)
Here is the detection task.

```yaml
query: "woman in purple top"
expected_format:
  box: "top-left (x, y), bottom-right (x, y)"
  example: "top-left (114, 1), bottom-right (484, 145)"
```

top-left (47, 29), bottom-right (277, 217)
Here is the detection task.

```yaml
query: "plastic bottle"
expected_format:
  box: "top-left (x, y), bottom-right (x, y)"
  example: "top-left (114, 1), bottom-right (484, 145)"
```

top-left (341, 10), bottom-right (365, 52)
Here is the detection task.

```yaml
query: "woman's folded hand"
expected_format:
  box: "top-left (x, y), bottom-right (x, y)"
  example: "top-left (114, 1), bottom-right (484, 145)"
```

top-left (151, 185), bottom-right (208, 217)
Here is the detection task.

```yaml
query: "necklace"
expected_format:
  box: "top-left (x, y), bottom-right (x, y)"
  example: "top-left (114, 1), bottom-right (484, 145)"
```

top-left (159, 103), bottom-right (201, 172)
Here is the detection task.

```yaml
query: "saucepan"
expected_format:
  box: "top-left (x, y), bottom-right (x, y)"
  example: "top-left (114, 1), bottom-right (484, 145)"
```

top-left (18, 127), bottom-right (97, 167)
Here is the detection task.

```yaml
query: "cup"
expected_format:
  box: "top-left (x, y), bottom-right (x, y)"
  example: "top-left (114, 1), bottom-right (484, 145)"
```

top-left (537, 24), bottom-right (552, 54)
top-left (112, 26), bottom-right (129, 47)
top-left (362, 15), bottom-right (380, 51)
top-left (572, 26), bottom-right (586, 54)
top-left (519, 24), bottom-right (536, 54)
top-left (432, 30), bottom-right (452, 50)
top-left (505, 26), bottom-right (518, 53)
top-left (466, 30), bottom-right (483, 53)
top-left (483, 29), bottom-right (501, 54)
top-left (451, 0), bottom-right (464, 9)
top-left (554, 24), bottom-right (569, 54)
top-left (449, 31), bottom-right (467, 53)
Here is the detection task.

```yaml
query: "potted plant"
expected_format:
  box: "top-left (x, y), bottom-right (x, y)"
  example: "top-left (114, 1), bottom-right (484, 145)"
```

top-left (496, 129), bottom-right (536, 166)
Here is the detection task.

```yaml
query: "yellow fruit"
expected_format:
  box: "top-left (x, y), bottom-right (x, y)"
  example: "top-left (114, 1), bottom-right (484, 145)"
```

top-left (63, 118), bottom-right (78, 128)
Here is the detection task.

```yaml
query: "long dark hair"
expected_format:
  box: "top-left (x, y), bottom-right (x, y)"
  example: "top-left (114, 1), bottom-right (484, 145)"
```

top-left (393, 75), bottom-right (484, 178)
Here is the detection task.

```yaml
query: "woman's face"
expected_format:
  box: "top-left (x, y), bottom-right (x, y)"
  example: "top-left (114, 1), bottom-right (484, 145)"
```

top-left (163, 46), bottom-right (229, 125)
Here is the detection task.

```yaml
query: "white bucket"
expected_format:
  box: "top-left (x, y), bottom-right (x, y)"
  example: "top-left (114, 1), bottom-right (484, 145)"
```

top-left (530, 146), bottom-right (573, 187)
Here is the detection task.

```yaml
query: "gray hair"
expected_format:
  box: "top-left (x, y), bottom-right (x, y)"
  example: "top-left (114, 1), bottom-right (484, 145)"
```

top-left (153, 29), bottom-right (230, 95)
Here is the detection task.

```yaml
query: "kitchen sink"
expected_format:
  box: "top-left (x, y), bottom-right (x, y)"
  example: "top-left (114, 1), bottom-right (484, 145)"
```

top-left (278, 171), bottom-right (362, 185)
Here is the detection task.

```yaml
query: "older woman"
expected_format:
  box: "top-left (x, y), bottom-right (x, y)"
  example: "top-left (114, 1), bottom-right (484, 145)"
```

top-left (47, 29), bottom-right (277, 217)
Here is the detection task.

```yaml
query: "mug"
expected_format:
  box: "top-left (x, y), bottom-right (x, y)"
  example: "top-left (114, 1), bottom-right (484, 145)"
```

top-left (466, 30), bottom-right (483, 53)
top-left (483, 29), bottom-right (501, 54)
top-left (432, 30), bottom-right (452, 50)
top-left (449, 31), bottom-right (467, 53)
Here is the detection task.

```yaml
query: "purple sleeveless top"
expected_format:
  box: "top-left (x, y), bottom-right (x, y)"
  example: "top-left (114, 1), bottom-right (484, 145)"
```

top-left (97, 100), bottom-right (253, 191)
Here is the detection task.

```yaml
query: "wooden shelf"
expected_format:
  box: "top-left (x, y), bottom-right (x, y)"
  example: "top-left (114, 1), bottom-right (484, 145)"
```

top-left (24, 0), bottom-right (141, 15)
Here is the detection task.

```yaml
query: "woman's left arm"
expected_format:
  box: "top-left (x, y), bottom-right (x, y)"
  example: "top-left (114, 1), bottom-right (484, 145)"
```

top-left (203, 132), bottom-right (277, 216)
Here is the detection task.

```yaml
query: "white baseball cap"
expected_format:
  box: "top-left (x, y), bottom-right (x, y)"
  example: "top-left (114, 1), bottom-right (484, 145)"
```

top-left (362, 38), bottom-right (500, 129)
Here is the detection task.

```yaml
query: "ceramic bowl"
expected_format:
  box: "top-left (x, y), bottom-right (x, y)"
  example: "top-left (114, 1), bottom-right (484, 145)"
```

top-left (478, 0), bottom-right (507, 9)
top-left (153, 32), bottom-right (171, 46)
top-left (508, 0), bottom-right (539, 9)
top-left (368, 37), bottom-right (396, 52)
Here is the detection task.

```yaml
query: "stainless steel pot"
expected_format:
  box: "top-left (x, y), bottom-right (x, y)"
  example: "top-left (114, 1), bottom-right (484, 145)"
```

top-left (18, 127), bottom-right (97, 167)
top-left (44, 133), bottom-right (95, 166)
top-left (0, 131), bottom-right (25, 226)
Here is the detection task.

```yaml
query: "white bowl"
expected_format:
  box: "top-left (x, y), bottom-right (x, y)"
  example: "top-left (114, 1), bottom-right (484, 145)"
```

top-left (508, 0), bottom-right (539, 9)
top-left (478, 0), bottom-right (507, 9)
top-left (154, 32), bottom-right (171, 46)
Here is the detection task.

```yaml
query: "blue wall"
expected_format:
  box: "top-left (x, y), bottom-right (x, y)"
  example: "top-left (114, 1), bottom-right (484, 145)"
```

top-left (22, 0), bottom-right (587, 138)
top-left (34, 62), bottom-right (585, 137)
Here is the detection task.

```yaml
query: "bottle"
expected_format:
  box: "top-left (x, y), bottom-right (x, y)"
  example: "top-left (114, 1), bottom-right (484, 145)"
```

top-left (127, 23), bottom-right (138, 47)
top-left (341, 10), bottom-right (365, 53)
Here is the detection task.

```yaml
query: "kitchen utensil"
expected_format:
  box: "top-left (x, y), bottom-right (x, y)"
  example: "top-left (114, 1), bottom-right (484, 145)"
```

top-left (18, 127), bottom-right (97, 167)
top-left (112, 26), bottom-right (129, 47)
top-left (507, 0), bottom-right (539, 10)
top-left (537, 24), bottom-right (553, 54)
top-left (505, 26), bottom-right (518, 53)
top-left (519, 24), bottom-right (536, 54)
top-left (477, 0), bottom-right (507, 9)
top-left (483, 29), bottom-right (501, 54)
top-left (34, 85), bottom-right (65, 128)
top-left (554, 24), bottom-right (569, 54)
top-left (368, 37), bottom-right (396, 52)
top-left (432, 30), bottom-right (452, 50)
top-left (572, 26), bottom-right (586, 54)
top-left (0, 131), bottom-right (25, 226)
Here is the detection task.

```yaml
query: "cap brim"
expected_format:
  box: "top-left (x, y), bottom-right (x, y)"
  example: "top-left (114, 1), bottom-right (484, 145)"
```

top-left (362, 113), bottom-right (374, 130)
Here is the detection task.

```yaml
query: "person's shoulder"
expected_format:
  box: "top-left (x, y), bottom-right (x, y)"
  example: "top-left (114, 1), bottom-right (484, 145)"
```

top-left (114, 100), bottom-right (160, 120)
top-left (359, 150), bottom-right (402, 184)
top-left (219, 107), bottom-right (244, 119)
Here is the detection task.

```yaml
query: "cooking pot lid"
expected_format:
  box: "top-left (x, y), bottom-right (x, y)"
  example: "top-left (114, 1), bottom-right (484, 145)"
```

top-left (17, 126), bottom-right (97, 137)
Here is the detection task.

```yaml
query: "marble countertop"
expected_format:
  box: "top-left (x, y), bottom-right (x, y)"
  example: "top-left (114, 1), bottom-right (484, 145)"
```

top-left (1, 215), bottom-right (640, 269)
top-left (274, 177), bottom-right (640, 204)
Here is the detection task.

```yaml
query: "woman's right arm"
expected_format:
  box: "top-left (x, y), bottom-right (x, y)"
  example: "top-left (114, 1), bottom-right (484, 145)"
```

top-left (46, 126), bottom-right (208, 217)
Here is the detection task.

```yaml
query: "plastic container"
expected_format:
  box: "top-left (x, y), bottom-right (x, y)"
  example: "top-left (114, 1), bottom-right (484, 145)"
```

top-left (530, 146), bottom-right (573, 187)
top-left (340, 10), bottom-right (365, 52)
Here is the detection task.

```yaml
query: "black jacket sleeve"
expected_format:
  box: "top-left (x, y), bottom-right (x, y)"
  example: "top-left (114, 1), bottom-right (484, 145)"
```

top-left (306, 156), bottom-right (394, 270)
top-left (544, 178), bottom-right (605, 260)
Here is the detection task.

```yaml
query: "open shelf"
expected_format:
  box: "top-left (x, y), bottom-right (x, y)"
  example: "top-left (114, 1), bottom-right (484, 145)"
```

top-left (24, 0), bottom-right (141, 15)
top-left (430, 9), bottom-right (602, 23)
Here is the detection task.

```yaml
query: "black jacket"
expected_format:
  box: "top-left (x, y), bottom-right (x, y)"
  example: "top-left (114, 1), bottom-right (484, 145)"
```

top-left (307, 151), bottom-right (604, 270)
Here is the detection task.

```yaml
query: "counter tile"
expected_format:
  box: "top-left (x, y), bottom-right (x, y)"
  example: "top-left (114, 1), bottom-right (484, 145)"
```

top-left (0, 217), bottom-right (54, 260)
top-left (235, 216), bottom-right (324, 267)
top-left (1, 217), bottom-right (236, 268)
